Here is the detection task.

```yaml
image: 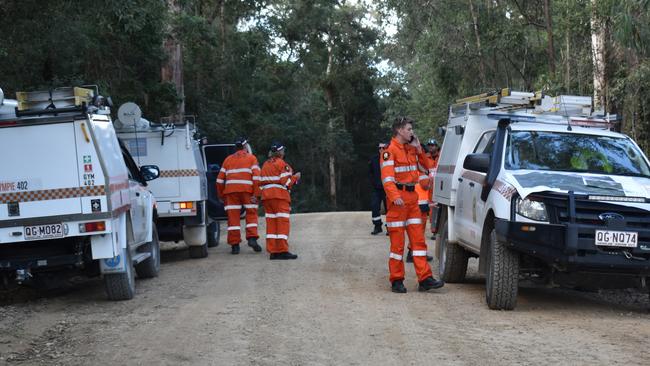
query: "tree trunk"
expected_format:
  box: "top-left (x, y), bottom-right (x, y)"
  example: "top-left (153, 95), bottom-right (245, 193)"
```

top-left (468, 0), bottom-right (487, 87)
top-left (162, 0), bottom-right (185, 117)
top-left (325, 42), bottom-right (337, 209)
top-left (219, 0), bottom-right (226, 101)
top-left (590, 0), bottom-right (607, 110)
top-left (543, 0), bottom-right (556, 74)
top-left (565, 30), bottom-right (570, 91)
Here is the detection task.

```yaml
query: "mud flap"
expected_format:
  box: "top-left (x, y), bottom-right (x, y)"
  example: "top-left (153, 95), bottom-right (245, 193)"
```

top-left (183, 225), bottom-right (207, 246)
top-left (91, 215), bottom-right (126, 259)
top-left (100, 248), bottom-right (128, 274)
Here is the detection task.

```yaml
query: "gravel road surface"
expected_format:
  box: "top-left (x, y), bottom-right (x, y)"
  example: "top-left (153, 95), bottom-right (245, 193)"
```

top-left (1, 212), bottom-right (649, 365)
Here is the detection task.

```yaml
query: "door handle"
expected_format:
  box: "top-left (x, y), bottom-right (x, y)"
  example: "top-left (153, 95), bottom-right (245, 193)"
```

top-left (469, 182), bottom-right (475, 187)
top-left (458, 178), bottom-right (463, 182)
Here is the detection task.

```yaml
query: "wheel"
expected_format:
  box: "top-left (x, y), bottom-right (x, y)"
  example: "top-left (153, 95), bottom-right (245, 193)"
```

top-left (104, 249), bottom-right (136, 301)
top-left (207, 221), bottom-right (220, 248)
top-left (436, 210), bottom-right (469, 283)
top-left (189, 243), bottom-right (208, 258)
top-left (485, 228), bottom-right (520, 310)
top-left (135, 225), bottom-right (161, 278)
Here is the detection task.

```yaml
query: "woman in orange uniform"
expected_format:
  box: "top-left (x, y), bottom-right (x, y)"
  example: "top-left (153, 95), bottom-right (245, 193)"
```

top-left (260, 142), bottom-right (301, 260)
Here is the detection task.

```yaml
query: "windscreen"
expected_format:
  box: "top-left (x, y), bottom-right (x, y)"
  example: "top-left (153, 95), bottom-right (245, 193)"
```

top-left (505, 131), bottom-right (650, 177)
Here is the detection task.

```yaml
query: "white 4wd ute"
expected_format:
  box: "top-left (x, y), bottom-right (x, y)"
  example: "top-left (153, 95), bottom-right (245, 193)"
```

top-left (114, 104), bottom-right (216, 258)
top-left (0, 87), bottom-right (161, 300)
top-left (434, 90), bottom-right (650, 310)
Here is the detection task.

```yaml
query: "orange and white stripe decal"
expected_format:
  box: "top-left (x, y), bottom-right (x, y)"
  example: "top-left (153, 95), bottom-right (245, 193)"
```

top-left (159, 169), bottom-right (200, 178)
top-left (492, 179), bottom-right (517, 201)
top-left (0, 186), bottom-right (106, 204)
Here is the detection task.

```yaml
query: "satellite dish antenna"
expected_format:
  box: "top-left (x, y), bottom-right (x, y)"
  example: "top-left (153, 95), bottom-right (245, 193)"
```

top-left (117, 102), bottom-right (142, 127)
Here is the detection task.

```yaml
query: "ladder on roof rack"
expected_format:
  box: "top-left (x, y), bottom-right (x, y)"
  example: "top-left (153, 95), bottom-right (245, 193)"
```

top-left (452, 88), bottom-right (543, 108)
top-left (15, 87), bottom-right (94, 117)
top-left (452, 88), bottom-right (595, 116)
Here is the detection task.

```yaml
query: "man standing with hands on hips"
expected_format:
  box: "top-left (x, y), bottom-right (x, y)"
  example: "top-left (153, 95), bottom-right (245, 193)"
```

top-left (381, 117), bottom-right (445, 293)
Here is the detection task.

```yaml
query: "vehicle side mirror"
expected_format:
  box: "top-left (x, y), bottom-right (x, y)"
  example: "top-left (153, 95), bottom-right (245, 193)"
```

top-left (140, 165), bottom-right (160, 181)
top-left (463, 153), bottom-right (490, 173)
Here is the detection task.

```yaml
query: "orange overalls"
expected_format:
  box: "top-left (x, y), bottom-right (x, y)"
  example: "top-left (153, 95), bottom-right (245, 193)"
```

top-left (381, 137), bottom-right (433, 283)
top-left (428, 154), bottom-right (439, 234)
top-left (217, 150), bottom-right (261, 246)
top-left (260, 157), bottom-right (298, 254)
top-left (415, 184), bottom-right (430, 237)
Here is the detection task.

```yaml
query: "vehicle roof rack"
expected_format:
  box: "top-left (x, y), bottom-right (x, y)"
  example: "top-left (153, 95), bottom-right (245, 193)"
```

top-left (15, 87), bottom-right (94, 117)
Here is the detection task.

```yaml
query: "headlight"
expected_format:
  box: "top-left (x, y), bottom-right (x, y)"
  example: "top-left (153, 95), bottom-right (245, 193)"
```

top-left (516, 197), bottom-right (548, 221)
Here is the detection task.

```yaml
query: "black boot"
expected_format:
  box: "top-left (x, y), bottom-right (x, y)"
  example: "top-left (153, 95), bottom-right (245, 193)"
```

top-left (418, 276), bottom-right (444, 292)
top-left (248, 238), bottom-right (262, 252)
top-left (270, 252), bottom-right (298, 260)
top-left (371, 224), bottom-right (383, 235)
top-left (391, 280), bottom-right (407, 293)
top-left (231, 244), bottom-right (240, 255)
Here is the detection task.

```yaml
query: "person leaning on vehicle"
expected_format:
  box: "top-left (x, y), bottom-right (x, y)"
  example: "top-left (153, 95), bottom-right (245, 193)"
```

top-left (216, 137), bottom-right (263, 254)
top-left (381, 117), bottom-right (444, 293)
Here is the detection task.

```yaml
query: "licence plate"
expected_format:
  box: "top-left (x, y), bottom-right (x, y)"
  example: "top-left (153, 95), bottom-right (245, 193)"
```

top-left (595, 230), bottom-right (638, 248)
top-left (24, 223), bottom-right (65, 240)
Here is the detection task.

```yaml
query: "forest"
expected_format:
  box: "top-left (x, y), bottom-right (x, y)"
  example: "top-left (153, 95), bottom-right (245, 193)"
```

top-left (1, 0), bottom-right (649, 212)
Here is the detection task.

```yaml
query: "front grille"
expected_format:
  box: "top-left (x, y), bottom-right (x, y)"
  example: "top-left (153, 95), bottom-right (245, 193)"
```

top-left (538, 192), bottom-right (650, 246)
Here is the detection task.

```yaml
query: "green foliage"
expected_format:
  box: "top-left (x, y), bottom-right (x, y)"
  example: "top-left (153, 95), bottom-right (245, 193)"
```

top-left (5, 0), bottom-right (650, 212)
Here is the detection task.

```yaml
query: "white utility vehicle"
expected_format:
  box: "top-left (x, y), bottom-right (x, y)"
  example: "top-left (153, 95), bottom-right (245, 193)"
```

top-left (114, 103), bottom-right (217, 258)
top-left (435, 89), bottom-right (650, 310)
top-left (0, 87), bottom-right (160, 300)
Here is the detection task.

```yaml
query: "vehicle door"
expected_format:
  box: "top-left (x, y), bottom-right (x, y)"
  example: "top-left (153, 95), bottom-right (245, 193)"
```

top-left (457, 131), bottom-right (495, 248)
top-left (121, 144), bottom-right (149, 244)
top-left (201, 144), bottom-right (237, 220)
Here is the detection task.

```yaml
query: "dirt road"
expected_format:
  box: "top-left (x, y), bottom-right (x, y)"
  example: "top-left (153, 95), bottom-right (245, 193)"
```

top-left (1, 212), bottom-right (649, 365)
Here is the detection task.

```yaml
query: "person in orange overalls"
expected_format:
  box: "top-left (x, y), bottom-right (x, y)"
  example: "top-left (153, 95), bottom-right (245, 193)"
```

top-left (260, 142), bottom-right (300, 260)
top-left (381, 117), bottom-right (444, 293)
top-left (407, 139), bottom-right (439, 263)
top-left (425, 138), bottom-right (441, 240)
top-left (217, 137), bottom-right (262, 255)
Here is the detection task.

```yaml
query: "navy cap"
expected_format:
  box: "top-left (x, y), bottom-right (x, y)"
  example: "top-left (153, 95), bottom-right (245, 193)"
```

top-left (234, 136), bottom-right (248, 147)
top-left (270, 141), bottom-right (285, 152)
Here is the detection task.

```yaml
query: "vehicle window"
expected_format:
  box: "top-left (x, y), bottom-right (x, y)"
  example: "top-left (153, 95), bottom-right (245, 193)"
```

top-left (121, 148), bottom-right (142, 182)
top-left (505, 131), bottom-right (650, 177)
top-left (474, 131), bottom-right (496, 154)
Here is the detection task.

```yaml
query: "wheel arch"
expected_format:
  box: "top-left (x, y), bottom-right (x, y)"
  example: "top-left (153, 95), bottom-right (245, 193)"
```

top-left (478, 209), bottom-right (496, 275)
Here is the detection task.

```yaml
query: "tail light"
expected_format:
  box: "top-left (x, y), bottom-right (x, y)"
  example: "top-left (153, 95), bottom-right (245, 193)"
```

top-left (173, 201), bottom-right (194, 210)
top-left (79, 221), bottom-right (106, 233)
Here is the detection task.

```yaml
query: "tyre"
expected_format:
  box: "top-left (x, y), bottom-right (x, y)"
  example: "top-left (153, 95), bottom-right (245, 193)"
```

top-left (485, 228), bottom-right (520, 310)
top-left (207, 221), bottom-right (220, 248)
top-left (189, 243), bottom-right (208, 258)
top-left (104, 249), bottom-right (136, 301)
top-left (135, 225), bottom-right (161, 278)
top-left (436, 210), bottom-right (469, 283)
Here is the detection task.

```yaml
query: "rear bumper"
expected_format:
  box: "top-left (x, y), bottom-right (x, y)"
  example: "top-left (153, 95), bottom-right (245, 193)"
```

top-left (495, 218), bottom-right (650, 274)
top-left (0, 215), bottom-right (112, 244)
top-left (0, 236), bottom-right (93, 273)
